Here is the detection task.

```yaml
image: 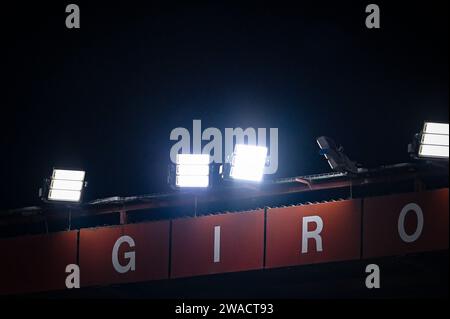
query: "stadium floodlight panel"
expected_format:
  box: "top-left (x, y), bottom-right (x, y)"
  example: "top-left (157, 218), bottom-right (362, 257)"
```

top-left (176, 164), bottom-right (209, 176)
top-left (418, 144), bottom-right (449, 159)
top-left (175, 154), bottom-right (210, 188)
top-left (176, 175), bottom-right (209, 188)
top-left (316, 137), bottom-right (334, 170)
top-left (421, 133), bottom-right (449, 146)
top-left (176, 154), bottom-right (210, 165)
top-left (52, 169), bottom-right (85, 181)
top-left (48, 189), bottom-right (82, 202)
top-left (423, 122), bottom-right (449, 135)
top-left (230, 144), bottom-right (267, 182)
top-left (50, 179), bottom-right (83, 191)
top-left (48, 169), bottom-right (86, 202)
top-left (417, 122), bottom-right (449, 159)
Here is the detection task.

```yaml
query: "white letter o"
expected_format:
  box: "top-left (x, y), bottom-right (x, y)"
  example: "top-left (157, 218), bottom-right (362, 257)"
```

top-left (398, 203), bottom-right (424, 243)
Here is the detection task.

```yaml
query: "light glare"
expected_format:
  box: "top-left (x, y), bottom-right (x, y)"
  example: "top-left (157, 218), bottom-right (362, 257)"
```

top-left (230, 144), bottom-right (267, 182)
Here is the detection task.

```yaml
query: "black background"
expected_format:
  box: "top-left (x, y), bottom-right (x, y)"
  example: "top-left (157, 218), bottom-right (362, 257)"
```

top-left (1, 0), bottom-right (448, 210)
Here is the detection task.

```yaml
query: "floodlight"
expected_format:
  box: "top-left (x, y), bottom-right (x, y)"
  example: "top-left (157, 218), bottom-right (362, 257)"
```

top-left (45, 169), bottom-right (86, 203)
top-left (419, 144), bottom-right (449, 158)
top-left (228, 144), bottom-right (268, 182)
top-left (421, 134), bottom-right (449, 146)
top-left (423, 122), bottom-right (449, 135)
top-left (316, 136), bottom-right (358, 174)
top-left (174, 154), bottom-right (211, 188)
top-left (410, 122), bottom-right (449, 160)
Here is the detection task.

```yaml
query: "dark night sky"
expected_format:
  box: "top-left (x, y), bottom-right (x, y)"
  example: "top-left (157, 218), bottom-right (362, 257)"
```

top-left (1, 1), bottom-right (448, 210)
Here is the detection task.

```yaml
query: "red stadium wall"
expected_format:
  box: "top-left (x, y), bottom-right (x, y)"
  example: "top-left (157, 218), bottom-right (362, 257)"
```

top-left (0, 231), bottom-right (77, 295)
top-left (265, 199), bottom-right (361, 268)
top-left (79, 221), bottom-right (170, 286)
top-left (171, 210), bottom-right (264, 278)
top-left (0, 188), bottom-right (448, 295)
top-left (363, 188), bottom-right (449, 258)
